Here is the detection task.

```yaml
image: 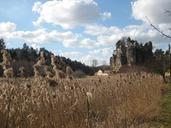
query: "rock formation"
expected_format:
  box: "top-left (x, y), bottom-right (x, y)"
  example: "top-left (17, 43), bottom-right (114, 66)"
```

top-left (110, 41), bottom-right (136, 72)
top-left (126, 42), bottom-right (136, 66)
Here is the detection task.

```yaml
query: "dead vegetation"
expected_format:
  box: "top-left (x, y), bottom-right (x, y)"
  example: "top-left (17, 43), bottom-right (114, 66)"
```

top-left (0, 50), bottom-right (14, 78)
top-left (0, 72), bottom-right (163, 128)
top-left (0, 50), bottom-right (164, 128)
top-left (33, 51), bottom-right (46, 78)
top-left (51, 54), bottom-right (66, 79)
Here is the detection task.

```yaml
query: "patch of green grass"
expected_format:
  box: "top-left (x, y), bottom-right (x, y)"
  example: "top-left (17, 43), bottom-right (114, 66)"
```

top-left (155, 84), bottom-right (171, 128)
top-left (161, 84), bottom-right (171, 127)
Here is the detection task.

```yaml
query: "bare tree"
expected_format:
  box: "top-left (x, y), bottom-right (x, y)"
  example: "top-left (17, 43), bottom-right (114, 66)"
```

top-left (145, 16), bottom-right (171, 39)
top-left (164, 9), bottom-right (171, 16)
top-left (92, 59), bottom-right (98, 67)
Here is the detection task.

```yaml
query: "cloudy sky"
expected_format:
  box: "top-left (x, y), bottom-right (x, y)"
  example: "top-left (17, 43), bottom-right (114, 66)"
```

top-left (0, 0), bottom-right (171, 65)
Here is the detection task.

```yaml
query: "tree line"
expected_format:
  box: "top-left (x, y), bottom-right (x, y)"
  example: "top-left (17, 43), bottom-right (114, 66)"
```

top-left (0, 39), bottom-right (96, 77)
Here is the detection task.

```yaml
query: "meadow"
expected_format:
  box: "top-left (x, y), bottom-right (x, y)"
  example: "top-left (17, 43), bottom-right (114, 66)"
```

top-left (0, 72), bottom-right (163, 128)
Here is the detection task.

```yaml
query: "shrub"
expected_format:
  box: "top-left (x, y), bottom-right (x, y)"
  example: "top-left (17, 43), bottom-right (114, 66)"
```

top-left (73, 70), bottom-right (86, 78)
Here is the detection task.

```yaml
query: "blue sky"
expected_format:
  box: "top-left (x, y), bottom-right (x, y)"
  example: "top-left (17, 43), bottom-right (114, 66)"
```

top-left (0, 0), bottom-right (170, 65)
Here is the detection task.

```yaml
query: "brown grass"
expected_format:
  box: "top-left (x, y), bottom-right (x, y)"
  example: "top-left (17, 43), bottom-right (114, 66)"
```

top-left (0, 72), bottom-right (163, 128)
top-left (1, 50), bottom-right (14, 78)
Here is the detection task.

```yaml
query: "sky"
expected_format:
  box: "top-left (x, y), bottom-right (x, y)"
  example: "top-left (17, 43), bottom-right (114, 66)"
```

top-left (0, 0), bottom-right (171, 65)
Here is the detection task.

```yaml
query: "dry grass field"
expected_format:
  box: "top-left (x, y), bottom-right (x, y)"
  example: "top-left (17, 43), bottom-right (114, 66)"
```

top-left (0, 72), bottom-right (163, 128)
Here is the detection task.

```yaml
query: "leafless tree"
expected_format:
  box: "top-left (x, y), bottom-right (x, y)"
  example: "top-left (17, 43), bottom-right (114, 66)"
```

top-left (92, 59), bottom-right (98, 67)
top-left (145, 16), bottom-right (171, 39)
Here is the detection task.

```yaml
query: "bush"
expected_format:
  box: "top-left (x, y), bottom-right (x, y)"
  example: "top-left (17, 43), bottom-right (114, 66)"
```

top-left (73, 70), bottom-right (86, 78)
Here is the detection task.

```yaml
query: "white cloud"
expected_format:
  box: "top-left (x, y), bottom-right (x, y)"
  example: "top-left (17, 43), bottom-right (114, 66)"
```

top-left (81, 48), bottom-right (113, 66)
top-left (101, 12), bottom-right (112, 20)
top-left (32, 1), bottom-right (42, 13)
top-left (14, 23), bottom-right (165, 51)
top-left (0, 25), bottom-right (80, 48)
top-left (85, 24), bottom-right (171, 47)
top-left (8, 29), bottom-right (81, 48)
top-left (0, 22), bottom-right (16, 32)
top-left (0, 23), bottom-right (98, 49)
top-left (132, 0), bottom-right (171, 25)
top-left (1, 21), bottom-right (170, 57)
top-left (60, 51), bottom-right (82, 60)
top-left (32, 0), bottom-right (111, 29)
top-left (85, 25), bottom-right (121, 36)
top-left (32, 0), bottom-right (171, 49)
top-left (131, 0), bottom-right (171, 43)
top-left (12, 29), bottom-right (49, 43)
top-left (56, 48), bottom-right (113, 66)
top-left (80, 38), bottom-right (98, 48)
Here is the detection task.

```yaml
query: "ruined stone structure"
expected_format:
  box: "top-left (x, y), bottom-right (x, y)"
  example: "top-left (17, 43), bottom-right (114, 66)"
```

top-left (110, 42), bottom-right (136, 72)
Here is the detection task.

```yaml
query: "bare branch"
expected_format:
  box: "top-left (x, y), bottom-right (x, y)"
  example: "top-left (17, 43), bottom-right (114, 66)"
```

top-left (164, 9), bottom-right (171, 16)
top-left (145, 16), bottom-right (171, 39)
